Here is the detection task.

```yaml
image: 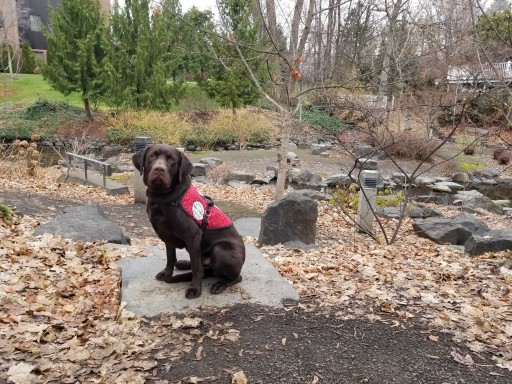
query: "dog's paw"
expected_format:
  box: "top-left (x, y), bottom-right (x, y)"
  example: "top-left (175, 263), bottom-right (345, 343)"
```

top-left (155, 268), bottom-right (174, 283)
top-left (185, 285), bottom-right (202, 299)
top-left (210, 281), bottom-right (227, 294)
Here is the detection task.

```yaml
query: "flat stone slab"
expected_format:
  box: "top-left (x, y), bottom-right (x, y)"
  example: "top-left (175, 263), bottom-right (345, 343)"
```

top-left (34, 204), bottom-right (130, 244)
top-left (114, 243), bottom-right (299, 316)
top-left (57, 171), bottom-right (129, 195)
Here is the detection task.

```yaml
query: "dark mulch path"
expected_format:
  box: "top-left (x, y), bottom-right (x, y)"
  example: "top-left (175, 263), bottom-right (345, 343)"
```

top-left (153, 304), bottom-right (509, 384)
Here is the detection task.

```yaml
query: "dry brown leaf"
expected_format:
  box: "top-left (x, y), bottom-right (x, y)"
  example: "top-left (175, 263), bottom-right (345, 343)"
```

top-left (7, 362), bottom-right (36, 384)
top-left (451, 351), bottom-right (474, 366)
top-left (231, 370), bottom-right (248, 384)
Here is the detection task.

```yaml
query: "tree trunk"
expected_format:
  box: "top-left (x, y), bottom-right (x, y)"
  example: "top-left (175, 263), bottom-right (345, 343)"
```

top-left (7, 47), bottom-right (13, 76)
top-left (84, 98), bottom-right (93, 122)
top-left (274, 112), bottom-right (292, 199)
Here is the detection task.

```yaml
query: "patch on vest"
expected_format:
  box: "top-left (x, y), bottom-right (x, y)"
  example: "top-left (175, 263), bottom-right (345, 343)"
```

top-left (192, 201), bottom-right (205, 221)
top-left (181, 186), bottom-right (233, 230)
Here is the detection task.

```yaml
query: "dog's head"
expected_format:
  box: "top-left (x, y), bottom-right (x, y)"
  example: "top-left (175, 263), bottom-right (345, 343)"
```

top-left (132, 144), bottom-right (193, 191)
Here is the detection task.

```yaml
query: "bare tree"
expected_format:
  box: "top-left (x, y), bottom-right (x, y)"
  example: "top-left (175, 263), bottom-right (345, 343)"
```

top-left (0, 0), bottom-right (29, 75)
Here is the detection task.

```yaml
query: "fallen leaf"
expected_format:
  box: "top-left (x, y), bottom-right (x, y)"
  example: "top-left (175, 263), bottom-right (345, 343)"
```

top-left (429, 335), bottom-right (439, 342)
top-left (451, 351), bottom-right (474, 366)
top-left (231, 370), bottom-right (248, 384)
top-left (194, 345), bottom-right (203, 361)
top-left (7, 362), bottom-right (36, 384)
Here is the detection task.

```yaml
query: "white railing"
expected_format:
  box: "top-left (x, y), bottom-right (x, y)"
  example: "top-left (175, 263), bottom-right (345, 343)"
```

top-left (447, 61), bottom-right (512, 84)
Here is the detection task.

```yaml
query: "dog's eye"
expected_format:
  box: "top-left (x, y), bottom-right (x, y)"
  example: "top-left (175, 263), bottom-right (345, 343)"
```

top-left (148, 153), bottom-right (156, 160)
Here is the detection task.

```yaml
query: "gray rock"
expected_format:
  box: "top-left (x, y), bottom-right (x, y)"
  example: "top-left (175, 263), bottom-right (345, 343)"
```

top-left (101, 145), bottom-right (124, 159)
top-left (291, 170), bottom-right (322, 185)
top-left (392, 173), bottom-right (408, 184)
top-left (191, 163), bottom-right (209, 177)
top-left (474, 167), bottom-right (500, 179)
top-left (377, 205), bottom-right (443, 219)
top-left (288, 142), bottom-right (298, 150)
top-left (251, 177), bottom-right (271, 185)
top-left (415, 176), bottom-right (436, 186)
top-left (356, 157), bottom-right (378, 170)
top-left (293, 189), bottom-right (329, 201)
top-left (434, 176), bottom-right (451, 182)
top-left (325, 174), bottom-right (352, 188)
top-left (493, 200), bottom-right (511, 207)
top-left (454, 190), bottom-right (484, 200)
top-left (258, 193), bottom-right (318, 245)
top-left (465, 228), bottom-right (512, 255)
top-left (227, 171), bottom-right (255, 184)
top-left (199, 157), bottom-right (223, 167)
top-left (452, 172), bottom-right (470, 183)
top-left (412, 195), bottom-right (450, 205)
top-left (311, 143), bottom-right (334, 155)
top-left (287, 151), bottom-right (298, 160)
top-left (481, 179), bottom-right (498, 186)
top-left (453, 190), bottom-right (503, 214)
top-left (431, 184), bottom-right (452, 193)
top-left (435, 181), bottom-right (465, 191)
top-left (412, 213), bottom-right (490, 245)
top-left (34, 204), bottom-right (130, 244)
top-left (265, 170), bottom-right (277, 181)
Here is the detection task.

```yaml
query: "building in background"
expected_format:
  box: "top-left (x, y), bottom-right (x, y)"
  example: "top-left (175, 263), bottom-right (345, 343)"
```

top-left (0, 0), bottom-right (111, 65)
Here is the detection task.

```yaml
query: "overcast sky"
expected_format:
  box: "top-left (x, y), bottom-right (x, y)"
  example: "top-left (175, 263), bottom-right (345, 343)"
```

top-left (181, 0), bottom-right (217, 12)
top-left (112, 1), bottom-right (218, 12)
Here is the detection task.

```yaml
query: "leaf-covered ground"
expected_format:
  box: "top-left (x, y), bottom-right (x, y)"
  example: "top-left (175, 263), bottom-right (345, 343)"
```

top-left (0, 163), bottom-right (511, 383)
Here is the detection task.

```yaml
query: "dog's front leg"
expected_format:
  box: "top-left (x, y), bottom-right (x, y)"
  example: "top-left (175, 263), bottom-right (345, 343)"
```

top-left (185, 240), bottom-right (203, 299)
top-left (155, 243), bottom-right (177, 283)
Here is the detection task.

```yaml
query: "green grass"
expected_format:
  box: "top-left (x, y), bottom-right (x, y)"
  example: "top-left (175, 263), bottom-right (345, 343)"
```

top-left (0, 73), bottom-right (83, 108)
top-left (460, 161), bottom-right (486, 172)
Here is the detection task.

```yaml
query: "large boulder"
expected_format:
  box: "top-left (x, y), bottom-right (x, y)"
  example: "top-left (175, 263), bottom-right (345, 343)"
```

top-left (412, 213), bottom-right (490, 245)
top-left (34, 204), bottom-right (130, 244)
top-left (465, 228), bottom-right (512, 255)
top-left (258, 194), bottom-right (318, 245)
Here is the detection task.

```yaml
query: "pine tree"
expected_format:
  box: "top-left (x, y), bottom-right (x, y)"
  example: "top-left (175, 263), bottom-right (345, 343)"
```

top-left (43, 0), bottom-right (108, 121)
top-left (200, 0), bottom-right (266, 113)
top-left (105, 0), bottom-right (184, 110)
top-left (21, 40), bottom-right (37, 74)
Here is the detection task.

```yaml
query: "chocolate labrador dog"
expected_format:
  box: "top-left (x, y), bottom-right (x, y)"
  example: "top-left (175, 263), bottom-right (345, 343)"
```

top-left (132, 144), bottom-right (245, 299)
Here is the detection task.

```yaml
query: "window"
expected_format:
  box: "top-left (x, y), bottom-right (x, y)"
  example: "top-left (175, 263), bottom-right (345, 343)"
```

top-left (30, 15), bottom-right (41, 32)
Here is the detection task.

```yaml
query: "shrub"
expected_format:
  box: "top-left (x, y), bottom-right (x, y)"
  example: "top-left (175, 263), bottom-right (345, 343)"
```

top-left (301, 108), bottom-right (345, 134)
top-left (366, 129), bottom-right (440, 161)
top-left (21, 40), bottom-right (37, 74)
top-left (207, 109), bottom-right (273, 149)
top-left (493, 148), bottom-right (506, 159)
top-left (24, 99), bottom-right (84, 121)
top-left (106, 110), bottom-right (192, 145)
top-left (499, 153), bottom-right (511, 165)
top-left (463, 145), bottom-right (476, 155)
top-left (180, 127), bottom-right (235, 149)
top-left (0, 100), bottom-right (84, 141)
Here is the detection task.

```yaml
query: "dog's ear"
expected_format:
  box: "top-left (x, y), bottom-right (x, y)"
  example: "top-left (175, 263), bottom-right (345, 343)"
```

top-left (132, 146), bottom-right (150, 175)
top-left (178, 151), bottom-right (193, 182)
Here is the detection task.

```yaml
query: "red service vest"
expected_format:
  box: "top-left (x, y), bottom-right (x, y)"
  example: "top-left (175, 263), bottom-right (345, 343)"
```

top-left (180, 186), bottom-right (232, 230)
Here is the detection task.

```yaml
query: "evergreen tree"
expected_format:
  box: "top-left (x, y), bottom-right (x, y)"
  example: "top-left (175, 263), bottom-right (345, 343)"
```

top-left (43, 0), bottom-right (107, 121)
top-left (105, 0), bottom-right (184, 110)
top-left (477, 7), bottom-right (512, 60)
top-left (199, 0), bottom-right (267, 113)
top-left (180, 7), bottom-right (216, 81)
top-left (21, 40), bottom-right (37, 74)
